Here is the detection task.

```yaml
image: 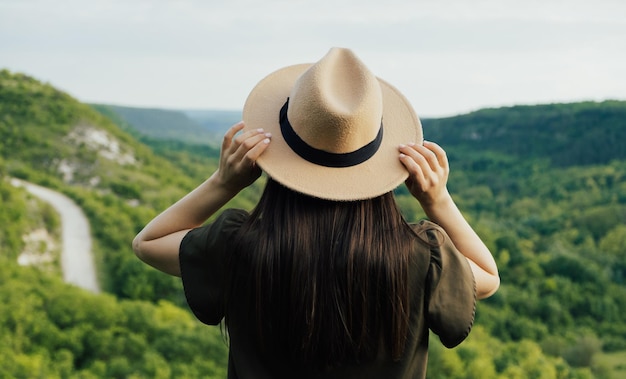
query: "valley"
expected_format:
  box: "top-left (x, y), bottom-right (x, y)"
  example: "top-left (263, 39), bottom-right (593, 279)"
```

top-left (1, 68), bottom-right (625, 378)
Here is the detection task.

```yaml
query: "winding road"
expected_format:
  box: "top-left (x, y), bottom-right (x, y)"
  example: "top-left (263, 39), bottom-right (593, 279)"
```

top-left (12, 179), bottom-right (100, 293)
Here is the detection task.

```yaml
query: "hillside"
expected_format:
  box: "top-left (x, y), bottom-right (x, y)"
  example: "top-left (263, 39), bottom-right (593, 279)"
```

top-left (0, 69), bottom-right (264, 300)
top-left (183, 109), bottom-right (241, 136)
top-left (0, 151), bottom-right (228, 378)
top-left (2, 68), bottom-right (626, 378)
top-left (97, 99), bottom-right (626, 168)
top-left (422, 101), bottom-right (626, 167)
top-left (0, 69), bottom-right (261, 377)
top-left (91, 104), bottom-right (241, 147)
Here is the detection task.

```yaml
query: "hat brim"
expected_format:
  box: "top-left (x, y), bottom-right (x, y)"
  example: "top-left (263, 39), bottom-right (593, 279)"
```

top-left (243, 63), bottom-right (423, 201)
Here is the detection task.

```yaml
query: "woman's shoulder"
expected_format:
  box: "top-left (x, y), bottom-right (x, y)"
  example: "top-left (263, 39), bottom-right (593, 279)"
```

top-left (181, 208), bottom-right (249, 249)
top-left (219, 208), bottom-right (250, 222)
top-left (408, 219), bottom-right (446, 243)
top-left (209, 208), bottom-right (250, 233)
top-left (406, 219), bottom-right (463, 268)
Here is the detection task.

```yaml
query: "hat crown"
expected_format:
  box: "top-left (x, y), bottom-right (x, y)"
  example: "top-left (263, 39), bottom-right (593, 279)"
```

top-left (242, 47), bottom-right (422, 200)
top-left (287, 48), bottom-right (383, 154)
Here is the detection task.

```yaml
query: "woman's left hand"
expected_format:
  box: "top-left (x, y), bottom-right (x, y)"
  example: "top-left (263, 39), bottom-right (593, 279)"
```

top-left (215, 121), bottom-right (271, 193)
top-left (132, 121), bottom-right (271, 276)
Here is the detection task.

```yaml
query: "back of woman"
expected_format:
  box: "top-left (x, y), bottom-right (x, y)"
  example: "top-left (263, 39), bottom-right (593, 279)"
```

top-left (134, 47), bottom-right (499, 379)
top-left (230, 180), bottom-right (416, 369)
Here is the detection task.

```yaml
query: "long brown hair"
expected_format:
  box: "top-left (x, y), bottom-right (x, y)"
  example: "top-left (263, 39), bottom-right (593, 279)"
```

top-left (225, 178), bottom-right (417, 368)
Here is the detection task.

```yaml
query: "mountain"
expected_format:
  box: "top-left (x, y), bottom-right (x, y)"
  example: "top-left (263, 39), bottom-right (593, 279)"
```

top-left (183, 109), bottom-right (241, 136)
top-left (0, 69), bottom-right (261, 301)
top-left (422, 101), bottom-right (626, 167)
top-left (0, 69), bottom-right (233, 377)
top-left (91, 103), bottom-right (218, 145)
top-left (95, 99), bottom-right (626, 169)
top-left (2, 68), bottom-right (626, 378)
top-left (91, 104), bottom-right (242, 147)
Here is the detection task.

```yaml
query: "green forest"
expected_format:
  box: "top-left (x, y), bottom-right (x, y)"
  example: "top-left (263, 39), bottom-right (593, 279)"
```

top-left (1, 68), bottom-right (626, 378)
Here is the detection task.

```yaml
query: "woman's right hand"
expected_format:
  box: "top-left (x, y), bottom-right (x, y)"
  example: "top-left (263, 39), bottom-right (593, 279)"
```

top-left (398, 140), bottom-right (450, 207)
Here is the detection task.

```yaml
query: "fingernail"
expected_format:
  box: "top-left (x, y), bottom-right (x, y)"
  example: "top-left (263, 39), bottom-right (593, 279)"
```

top-left (257, 128), bottom-right (264, 133)
top-left (263, 138), bottom-right (270, 144)
top-left (264, 132), bottom-right (272, 138)
top-left (398, 144), bottom-right (406, 149)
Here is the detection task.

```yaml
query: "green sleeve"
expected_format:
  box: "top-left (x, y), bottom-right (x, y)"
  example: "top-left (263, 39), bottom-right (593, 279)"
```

top-left (425, 225), bottom-right (477, 348)
top-left (179, 208), bottom-right (249, 325)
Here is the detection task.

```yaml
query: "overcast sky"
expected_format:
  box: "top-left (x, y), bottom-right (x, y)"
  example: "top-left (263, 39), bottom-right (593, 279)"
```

top-left (1, 0), bottom-right (625, 117)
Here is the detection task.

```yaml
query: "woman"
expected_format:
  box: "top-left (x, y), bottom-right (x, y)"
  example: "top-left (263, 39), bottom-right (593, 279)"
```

top-left (133, 48), bottom-right (499, 378)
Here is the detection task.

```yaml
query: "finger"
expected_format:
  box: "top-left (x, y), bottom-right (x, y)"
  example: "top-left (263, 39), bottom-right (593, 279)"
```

top-left (223, 121), bottom-right (245, 151)
top-left (411, 143), bottom-right (441, 172)
top-left (230, 132), bottom-right (271, 165)
top-left (229, 128), bottom-right (266, 156)
top-left (423, 141), bottom-right (449, 172)
top-left (242, 134), bottom-right (271, 163)
top-left (399, 143), bottom-right (431, 173)
top-left (399, 150), bottom-right (427, 187)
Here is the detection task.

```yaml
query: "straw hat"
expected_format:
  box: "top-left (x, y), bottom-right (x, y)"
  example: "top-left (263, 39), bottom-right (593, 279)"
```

top-left (242, 47), bottom-right (422, 201)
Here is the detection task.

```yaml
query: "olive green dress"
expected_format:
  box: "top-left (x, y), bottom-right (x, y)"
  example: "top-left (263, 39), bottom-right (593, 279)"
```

top-left (179, 209), bottom-right (475, 379)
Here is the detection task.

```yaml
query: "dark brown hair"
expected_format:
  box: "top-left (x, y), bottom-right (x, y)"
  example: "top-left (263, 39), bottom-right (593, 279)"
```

top-left (226, 178), bottom-right (418, 368)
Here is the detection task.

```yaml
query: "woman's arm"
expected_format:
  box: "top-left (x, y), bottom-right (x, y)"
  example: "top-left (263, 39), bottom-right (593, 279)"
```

top-left (132, 122), bottom-right (271, 276)
top-left (399, 141), bottom-right (500, 299)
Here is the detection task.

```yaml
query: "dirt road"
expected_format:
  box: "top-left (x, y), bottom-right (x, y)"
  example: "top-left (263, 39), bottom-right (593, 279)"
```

top-left (13, 179), bottom-right (100, 293)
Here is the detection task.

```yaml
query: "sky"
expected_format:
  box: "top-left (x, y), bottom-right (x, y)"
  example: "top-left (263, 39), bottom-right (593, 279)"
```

top-left (1, 0), bottom-right (625, 118)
